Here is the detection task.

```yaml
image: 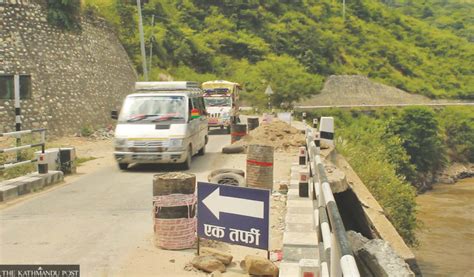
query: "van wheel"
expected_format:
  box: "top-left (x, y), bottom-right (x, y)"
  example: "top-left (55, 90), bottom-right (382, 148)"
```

top-left (118, 163), bottom-right (128, 170)
top-left (181, 147), bottom-right (192, 170)
top-left (198, 144), bottom-right (206, 156)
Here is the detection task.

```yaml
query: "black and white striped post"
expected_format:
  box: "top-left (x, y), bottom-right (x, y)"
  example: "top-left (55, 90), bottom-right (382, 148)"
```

top-left (319, 117), bottom-right (334, 147)
top-left (313, 118), bottom-right (319, 129)
top-left (299, 169), bottom-right (309, 198)
top-left (14, 75), bottom-right (22, 160)
top-left (299, 146), bottom-right (306, 165)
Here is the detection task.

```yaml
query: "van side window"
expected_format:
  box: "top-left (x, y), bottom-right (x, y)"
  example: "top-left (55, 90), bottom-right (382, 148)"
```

top-left (188, 98), bottom-right (193, 120)
top-left (199, 97), bottom-right (207, 114)
top-left (191, 97), bottom-right (204, 115)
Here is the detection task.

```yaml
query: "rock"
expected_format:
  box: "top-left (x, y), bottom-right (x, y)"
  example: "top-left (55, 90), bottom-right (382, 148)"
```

top-left (222, 144), bottom-right (245, 154)
top-left (191, 255), bottom-right (226, 273)
top-left (210, 270), bottom-right (222, 277)
top-left (356, 237), bottom-right (415, 277)
top-left (347, 231), bottom-right (375, 277)
top-left (200, 247), bottom-right (233, 265)
top-left (325, 164), bottom-right (349, 193)
top-left (242, 255), bottom-right (278, 277)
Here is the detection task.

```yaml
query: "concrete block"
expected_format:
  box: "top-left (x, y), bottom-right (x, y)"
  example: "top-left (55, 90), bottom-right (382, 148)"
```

top-left (282, 245), bottom-right (319, 262)
top-left (23, 176), bottom-right (45, 191)
top-left (279, 262), bottom-right (300, 277)
top-left (11, 181), bottom-right (29, 195)
top-left (283, 231), bottom-right (318, 247)
top-left (0, 185), bottom-right (19, 202)
top-left (285, 222), bottom-right (314, 233)
top-left (287, 188), bottom-right (299, 197)
top-left (285, 213), bottom-right (313, 224)
top-left (0, 179), bottom-right (18, 186)
top-left (299, 259), bottom-right (320, 277)
top-left (287, 198), bottom-right (313, 208)
top-left (289, 179), bottom-right (299, 188)
top-left (286, 206), bottom-right (314, 215)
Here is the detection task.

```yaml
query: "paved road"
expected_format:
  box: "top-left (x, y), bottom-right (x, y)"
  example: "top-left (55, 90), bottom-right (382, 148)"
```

top-left (294, 102), bottom-right (474, 110)
top-left (0, 130), bottom-right (231, 276)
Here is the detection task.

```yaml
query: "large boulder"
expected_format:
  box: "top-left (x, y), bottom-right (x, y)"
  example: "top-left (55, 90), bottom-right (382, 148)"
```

top-left (200, 247), bottom-right (233, 265)
top-left (241, 255), bottom-right (278, 277)
top-left (191, 255), bottom-right (226, 273)
top-left (325, 163), bottom-right (349, 193)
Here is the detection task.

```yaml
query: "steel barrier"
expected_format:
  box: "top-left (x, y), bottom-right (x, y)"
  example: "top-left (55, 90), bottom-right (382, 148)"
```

top-left (305, 126), bottom-right (360, 277)
top-left (0, 129), bottom-right (46, 170)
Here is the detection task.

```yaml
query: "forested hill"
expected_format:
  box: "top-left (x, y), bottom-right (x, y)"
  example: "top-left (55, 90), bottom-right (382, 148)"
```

top-left (80, 0), bottom-right (473, 103)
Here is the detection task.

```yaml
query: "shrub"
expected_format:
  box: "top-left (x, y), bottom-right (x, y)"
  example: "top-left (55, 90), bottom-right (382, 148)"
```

top-left (46, 0), bottom-right (81, 30)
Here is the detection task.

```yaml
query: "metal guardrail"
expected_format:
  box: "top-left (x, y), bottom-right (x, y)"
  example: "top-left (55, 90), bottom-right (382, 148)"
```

top-left (305, 126), bottom-right (360, 277)
top-left (0, 128), bottom-right (46, 170)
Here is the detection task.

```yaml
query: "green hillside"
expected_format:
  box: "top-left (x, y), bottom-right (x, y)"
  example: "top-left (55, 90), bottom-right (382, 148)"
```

top-left (79, 0), bottom-right (473, 104)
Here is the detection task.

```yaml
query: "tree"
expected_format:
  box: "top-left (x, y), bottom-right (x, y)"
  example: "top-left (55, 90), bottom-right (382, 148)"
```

top-left (387, 107), bottom-right (446, 176)
top-left (256, 55), bottom-right (323, 107)
top-left (47, 0), bottom-right (81, 30)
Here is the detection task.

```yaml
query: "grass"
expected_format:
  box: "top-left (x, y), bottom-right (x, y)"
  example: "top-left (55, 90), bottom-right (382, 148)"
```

top-left (76, 156), bottom-right (97, 166)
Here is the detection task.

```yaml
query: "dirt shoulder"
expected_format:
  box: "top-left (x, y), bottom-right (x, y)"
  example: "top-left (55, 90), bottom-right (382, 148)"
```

top-left (117, 151), bottom-right (294, 277)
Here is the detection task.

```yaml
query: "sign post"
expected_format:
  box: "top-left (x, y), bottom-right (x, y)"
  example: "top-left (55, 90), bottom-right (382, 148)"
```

top-left (197, 182), bottom-right (270, 254)
top-left (264, 85), bottom-right (273, 111)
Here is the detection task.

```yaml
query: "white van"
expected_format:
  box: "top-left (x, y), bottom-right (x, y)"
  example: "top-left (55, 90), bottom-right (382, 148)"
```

top-left (111, 82), bottom-right (208, 170)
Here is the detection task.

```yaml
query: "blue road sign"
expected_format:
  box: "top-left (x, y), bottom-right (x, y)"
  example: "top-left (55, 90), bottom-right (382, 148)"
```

top-left (197, 182), bottom-right (270, 250)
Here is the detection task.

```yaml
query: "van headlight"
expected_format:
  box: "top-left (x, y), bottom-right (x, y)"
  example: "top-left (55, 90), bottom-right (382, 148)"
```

top-left (115, 138), bottom-right (128, 147)
top-left (221, 112), bottom-right (230, 119)
top-left (169, 138), bottom-right (183, 148)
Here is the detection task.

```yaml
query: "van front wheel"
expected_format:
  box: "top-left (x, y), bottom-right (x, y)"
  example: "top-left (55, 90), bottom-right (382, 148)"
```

top-left (181, 147), bottom-right (192, 170)
top-left (198, 144), bottom-right (206, 156)
top-left (118, 163), bottom-right (128, 170)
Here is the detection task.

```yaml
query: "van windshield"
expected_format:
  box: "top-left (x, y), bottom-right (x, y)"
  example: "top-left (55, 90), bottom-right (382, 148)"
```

top-left (204, 96), bottom-right (231, 107)
top-left (119, 95), bottom-right (186, 123)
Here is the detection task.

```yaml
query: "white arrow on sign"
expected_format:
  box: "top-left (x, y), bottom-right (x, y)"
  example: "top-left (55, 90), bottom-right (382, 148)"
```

top-left (202, 187), bottom-right (264, 220)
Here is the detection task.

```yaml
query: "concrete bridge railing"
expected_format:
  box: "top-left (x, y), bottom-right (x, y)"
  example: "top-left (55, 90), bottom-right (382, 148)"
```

top-left (305, 121), bottom-right (360, 277)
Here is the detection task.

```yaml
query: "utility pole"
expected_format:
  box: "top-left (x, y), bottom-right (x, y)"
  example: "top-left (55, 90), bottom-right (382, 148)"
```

top-left (137, 0), bottom-right (148, 81)
top-left (343, 0), bottom-right (346, 21)
top-left (148, 14), bottom-right (155, 74)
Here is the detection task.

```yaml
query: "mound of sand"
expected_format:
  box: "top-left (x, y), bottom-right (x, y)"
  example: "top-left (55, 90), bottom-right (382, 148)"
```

top-left (235, 120), bottom-right (305, 152)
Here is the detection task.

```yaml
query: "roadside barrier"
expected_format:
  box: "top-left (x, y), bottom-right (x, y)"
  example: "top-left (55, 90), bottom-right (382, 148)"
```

top-left (230, 123), bottom-right (247, 143)
top-left (246, 144), bottom-right (273, 189)
top-left (247, 117), bottom-right (259, 131)
top-left (152, 172), bottom-right (197, 250)
top-left (0, 129), bottom-right (47, 173)
top-left (319, 117), bottom-right (334, 147)
top-left (153, 194), bottom-right (197, 250)
top-left (305, 123), bottom-right (360, 277)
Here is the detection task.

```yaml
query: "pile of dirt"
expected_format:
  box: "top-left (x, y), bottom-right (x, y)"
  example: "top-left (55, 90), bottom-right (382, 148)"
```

top-left (298, 75), bottom-right (444, 106)
top-left (235, 120), bottom-right (305, 152)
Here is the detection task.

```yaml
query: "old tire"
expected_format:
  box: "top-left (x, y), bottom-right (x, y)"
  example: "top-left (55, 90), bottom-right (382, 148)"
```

top-left (210, 173), bottom-right (246, 187)
top-left (118, 163), bottom-right (128, 170)
top-left (222, 144), bottom-right (245, 154)
top-left (208, 169), bottom-right (245, 182)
